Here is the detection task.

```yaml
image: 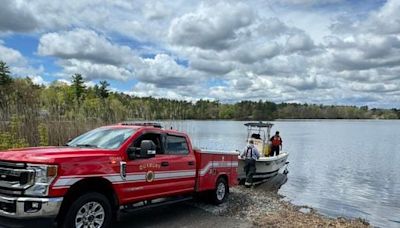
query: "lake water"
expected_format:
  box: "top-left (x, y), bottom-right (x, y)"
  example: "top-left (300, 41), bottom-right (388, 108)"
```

top-left (164, 120), bottom-right (400, 228)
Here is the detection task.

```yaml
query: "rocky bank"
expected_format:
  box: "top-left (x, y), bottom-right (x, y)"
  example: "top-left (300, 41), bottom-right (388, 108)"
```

top-left (192, 181), bottom-right (370, 228)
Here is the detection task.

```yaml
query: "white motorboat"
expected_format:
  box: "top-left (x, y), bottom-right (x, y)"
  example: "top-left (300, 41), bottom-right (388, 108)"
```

top-left (238, 122), bottom-right (289, 181)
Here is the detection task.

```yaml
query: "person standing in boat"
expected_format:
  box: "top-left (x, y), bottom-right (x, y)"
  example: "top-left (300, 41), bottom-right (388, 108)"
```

top-left (270, 131), bottom-right (282, 156)
top-left (240, 139), bottom-right (260, 187)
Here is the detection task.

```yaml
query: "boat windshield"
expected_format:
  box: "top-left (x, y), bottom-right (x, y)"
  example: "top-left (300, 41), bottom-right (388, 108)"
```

top-left (67, 128), bottom-right (136, 149)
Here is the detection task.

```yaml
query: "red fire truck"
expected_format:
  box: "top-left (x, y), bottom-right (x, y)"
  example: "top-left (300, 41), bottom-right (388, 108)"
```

top-left (0, 123), bottom-right (238, 227)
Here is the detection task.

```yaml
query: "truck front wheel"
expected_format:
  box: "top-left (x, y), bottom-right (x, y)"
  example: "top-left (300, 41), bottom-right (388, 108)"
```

top-left (62, 192), bottom-right (112, 228)
top-left (212, 177), bottom-right (229, 205)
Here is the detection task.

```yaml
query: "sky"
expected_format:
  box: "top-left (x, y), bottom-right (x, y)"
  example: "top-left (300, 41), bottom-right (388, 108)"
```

top-left (0, 0), bottom-right (399, 108)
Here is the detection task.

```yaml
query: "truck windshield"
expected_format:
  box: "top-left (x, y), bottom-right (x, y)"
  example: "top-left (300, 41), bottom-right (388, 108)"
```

top-left (67, 128), bottom-right (136, 149)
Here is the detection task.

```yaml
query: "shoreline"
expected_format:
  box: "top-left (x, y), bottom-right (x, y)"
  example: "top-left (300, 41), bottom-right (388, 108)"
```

top-left (193, 185), bottom-right (370, 227)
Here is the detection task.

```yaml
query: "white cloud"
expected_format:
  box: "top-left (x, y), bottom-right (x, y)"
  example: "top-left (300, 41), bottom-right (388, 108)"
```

top-left (136, 54), bottom-right (202, 88)
top-left (351, 82), bottom-right (399, 93)
top-left (56, 59), bottom-right (134, 81)
top-left (363, 0), bottom-right (400, 34)
top-left (54, 79), bottom-right (72, 85)
top-left (130, 82), bottom-right (197, 101)
top-left (285, 33), bottom-right (315, 53)
top-left (190, 58), bottom-right (234, 75)
top-left (168, 2), bottom-right (255, 50)
top-left (325, 34), bottom-right (400, 72)
top-left (142, 1), bottom-right (171, 20)
top-left (232, 42), bottom-right (281, 64)
top-left (0, 43), bottom-right (26, 65)
top-left (84, 80), bottom-right (96, 88)
top-left (38, 29), bottom-right (139, 66)
top-left (29, 75), bottom-right (48, 85)
top-left (274, 0), bottom-right (344, 6)
top-left (284, 75), bottom-right (317, 90)
top-left (0, 0), bottom-right (38, 32)
top-left (255, 18), bottom-right (291, 39)
top-left (0, 43), bottom-right (43, 77)
top-left (37, 29), bottom-right (202, 88)
top-left (252, 55), bottom-right (310, 76)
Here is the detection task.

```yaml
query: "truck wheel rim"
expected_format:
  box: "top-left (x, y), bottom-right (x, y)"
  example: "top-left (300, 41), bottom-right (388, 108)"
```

top-left (75, 201), bottom-right (105, 228)
top-left (216, 182), bottom-right (226, 201)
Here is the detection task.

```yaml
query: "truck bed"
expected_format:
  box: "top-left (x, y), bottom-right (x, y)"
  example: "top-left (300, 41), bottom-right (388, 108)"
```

top-left (193, 149), bottom-right (238, 192)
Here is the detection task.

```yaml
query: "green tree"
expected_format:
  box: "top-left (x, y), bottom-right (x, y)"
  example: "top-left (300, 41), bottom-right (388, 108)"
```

top-left (98, 80), bottom-right (110, 99)
top-left (0, 61), bottom-right (12, 86)
top-left (71, 73), bottom-right (86, 104)
top-left (0, 61), bottom-right (13, 116)
top-left (219, 104), bottom-right (234, 119)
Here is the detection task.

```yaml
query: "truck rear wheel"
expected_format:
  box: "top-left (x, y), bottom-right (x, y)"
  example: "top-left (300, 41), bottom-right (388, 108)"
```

top-left (62, 192), bottom-right (112, 228)
top-left (211, 177), bottom-right (229, 205)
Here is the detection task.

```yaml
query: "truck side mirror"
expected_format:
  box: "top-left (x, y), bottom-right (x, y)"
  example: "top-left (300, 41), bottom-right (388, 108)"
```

top-left (127, 147), bottom-right (139, 160)
top-left (127, 140), bottom-right (156, 160)
top-left (140, 140), bottom-right (156, 158)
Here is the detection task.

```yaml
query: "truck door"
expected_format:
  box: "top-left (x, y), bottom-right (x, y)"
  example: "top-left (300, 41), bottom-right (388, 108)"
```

top-left (122, 132), bottom-right (167, 202)
top-left (122, 132), bottom-right (195, 203)
top-left (160, 134), bottom-right (196, 193)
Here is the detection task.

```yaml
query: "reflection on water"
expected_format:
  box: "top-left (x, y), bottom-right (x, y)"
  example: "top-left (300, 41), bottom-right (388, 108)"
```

top-left (163, 120), bottom-right (400, 228)
top-left (254, 173), bottom-right (288, 192)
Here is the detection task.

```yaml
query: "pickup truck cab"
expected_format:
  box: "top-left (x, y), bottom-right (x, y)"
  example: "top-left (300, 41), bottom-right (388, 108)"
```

top-left (0, 122), bottom-right (238, 228)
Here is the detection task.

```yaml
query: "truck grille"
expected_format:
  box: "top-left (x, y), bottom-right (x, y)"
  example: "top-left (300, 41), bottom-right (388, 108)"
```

top-left (0, 161), bottom-right (34, 196)
top-left (0, 200), bottom-right (16, 213)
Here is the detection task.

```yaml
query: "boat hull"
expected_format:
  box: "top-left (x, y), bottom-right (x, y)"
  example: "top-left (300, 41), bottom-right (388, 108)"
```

top-left (238, 152), bottom-right (289, 180)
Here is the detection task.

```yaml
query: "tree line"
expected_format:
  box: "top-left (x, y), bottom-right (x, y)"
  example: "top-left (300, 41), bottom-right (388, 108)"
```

top-left (0, 61), bottom-right (399, 149)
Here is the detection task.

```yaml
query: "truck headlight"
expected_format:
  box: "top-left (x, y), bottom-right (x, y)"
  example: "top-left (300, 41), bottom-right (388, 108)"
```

top-left (25, 164), bottom-right (58, 196)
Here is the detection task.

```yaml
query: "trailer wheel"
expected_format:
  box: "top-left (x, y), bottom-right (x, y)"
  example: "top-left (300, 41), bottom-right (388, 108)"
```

top-left (212, 177), bottom-right (229, 205)
top-left (62, 192), bottom-right (112, 228)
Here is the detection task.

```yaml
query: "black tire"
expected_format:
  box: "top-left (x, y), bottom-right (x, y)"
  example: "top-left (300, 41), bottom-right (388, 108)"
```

top-left (61, 192), bottom-right (112, 228)
top-left (211, 177), bottom-right (229, 205)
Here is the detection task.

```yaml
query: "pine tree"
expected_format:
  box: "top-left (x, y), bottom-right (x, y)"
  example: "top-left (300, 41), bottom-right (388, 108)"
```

top-left (71, 73), bottom-right (86, 104)
top-left (98, 80), bottom-right (110, 99)
top-left (0, 61), bottom-right (12, 86)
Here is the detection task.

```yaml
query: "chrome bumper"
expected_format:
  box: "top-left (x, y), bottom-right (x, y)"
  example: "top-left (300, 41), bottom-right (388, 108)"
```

top-left (0, 194), bottom-right (63, 218)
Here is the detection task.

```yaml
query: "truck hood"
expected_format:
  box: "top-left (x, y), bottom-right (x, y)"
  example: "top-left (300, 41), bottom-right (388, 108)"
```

top-left (0, 146), bottom-right (118, 164)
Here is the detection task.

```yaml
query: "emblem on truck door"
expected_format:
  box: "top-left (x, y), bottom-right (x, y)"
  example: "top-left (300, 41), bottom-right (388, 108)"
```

top-left (146, 171), bottom-right (154, 182)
